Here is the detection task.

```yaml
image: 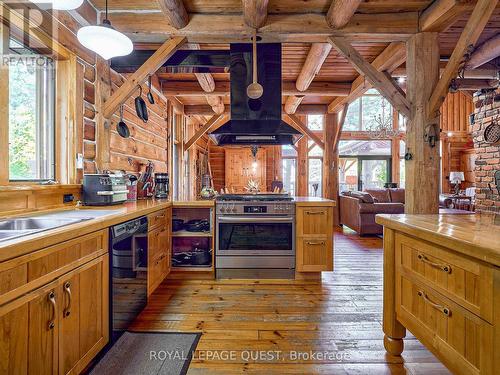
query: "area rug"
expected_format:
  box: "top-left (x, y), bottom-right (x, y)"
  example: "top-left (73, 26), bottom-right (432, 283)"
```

top-left (89, 332), bottom-right (201, 375)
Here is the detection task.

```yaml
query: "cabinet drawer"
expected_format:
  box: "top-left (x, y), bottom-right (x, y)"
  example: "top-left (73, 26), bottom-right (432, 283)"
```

top-left (395, 233), bottom-right (494, 323)
top-left (396, 274), bottom-right (493, 375)
top-left (296, 207), bottom-right (332, 236)
top-left (148, 210), bottom-right (167, 230)
top-left (296, 237), bottom-right (333, 272)
top-left (0, 230), bottom-right (108, 305)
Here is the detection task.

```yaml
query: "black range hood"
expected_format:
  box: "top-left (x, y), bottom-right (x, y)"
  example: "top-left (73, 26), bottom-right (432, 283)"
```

top-left (208, 43), bottom-right (302, 146)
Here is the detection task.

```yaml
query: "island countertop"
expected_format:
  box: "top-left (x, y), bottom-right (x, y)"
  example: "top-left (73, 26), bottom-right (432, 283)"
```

top-left (376, 213), bottom-right (500, 267)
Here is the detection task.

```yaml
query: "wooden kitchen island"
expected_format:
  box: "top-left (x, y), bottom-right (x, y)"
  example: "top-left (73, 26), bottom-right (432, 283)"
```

top-left (376, 213), bottom-right (500, 375)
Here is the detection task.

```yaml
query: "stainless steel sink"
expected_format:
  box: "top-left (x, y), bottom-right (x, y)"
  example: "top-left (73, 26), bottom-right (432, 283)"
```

top-left (0, 217), bottom-right (91, 243)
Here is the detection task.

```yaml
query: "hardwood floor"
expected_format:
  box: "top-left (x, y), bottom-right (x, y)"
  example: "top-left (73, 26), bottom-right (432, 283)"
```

top-left (131, 228), bottom-right (451, 374)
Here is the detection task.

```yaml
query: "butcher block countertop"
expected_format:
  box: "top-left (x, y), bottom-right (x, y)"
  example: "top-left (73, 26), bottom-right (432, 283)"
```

top-left (293, 197), bottom-right (336, 205)
top-left (376, 213), bottom-right (500, 267)
top-left (0, 200), bottom-right (173, 261)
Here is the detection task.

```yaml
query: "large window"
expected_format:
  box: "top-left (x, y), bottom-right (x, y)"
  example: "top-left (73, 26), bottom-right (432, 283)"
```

top-left (399, 140), bottom-right (406, 188)
top-left (307, 114), bottom-right (323, 130)
top-left (343, 89), bottom-right (393, 131)
top-left (282, 145), bottom-right (297, 196)
top-left (308, 140), bottom-right (323, 196)
top-left (8, 38), bottom-right (55, 181)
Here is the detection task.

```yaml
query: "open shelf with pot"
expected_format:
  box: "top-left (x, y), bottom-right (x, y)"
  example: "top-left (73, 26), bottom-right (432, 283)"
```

top-left (171, 207), bottom-right (214, 274)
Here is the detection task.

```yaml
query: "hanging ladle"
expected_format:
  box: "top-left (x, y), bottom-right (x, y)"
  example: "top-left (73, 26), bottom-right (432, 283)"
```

top-left (117, 104), bottom-right (130, 138)
top-left (247, 29), bottom-right (263, 99)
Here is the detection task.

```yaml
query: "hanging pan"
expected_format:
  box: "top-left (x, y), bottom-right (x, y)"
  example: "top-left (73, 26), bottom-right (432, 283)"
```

top-left (117, 105), bottom-right (130, 138)
top-left (147, 75), bottom-right (155, 105)
top-left (134, 85), bottom-right (149, 123)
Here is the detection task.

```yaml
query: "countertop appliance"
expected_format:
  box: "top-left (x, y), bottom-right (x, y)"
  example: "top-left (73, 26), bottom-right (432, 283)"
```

top-left (154, 172), bottom-right (169, 199)
top-left (215, 194), bottom-right (295, 279)
top-left (83, 174), bottom-right (128, 206)
top-left (109, 216), bottom-right (148, 342)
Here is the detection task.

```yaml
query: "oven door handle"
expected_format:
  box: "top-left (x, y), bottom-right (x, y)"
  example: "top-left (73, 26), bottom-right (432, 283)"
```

top-left (217, 216), bottom-right (295, 223)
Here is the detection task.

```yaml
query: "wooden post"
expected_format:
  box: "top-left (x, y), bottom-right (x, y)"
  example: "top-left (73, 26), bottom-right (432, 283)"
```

top-left (95, 58), bottom-right (112, 171)
top-left (405, 32), bottom-right (440, 214)
top-left (297, 117), bottom-right (309, 197)
top-left (0, 19), bottom-right (9, 184)
top-left (323, 114), bottom-right (339, 225)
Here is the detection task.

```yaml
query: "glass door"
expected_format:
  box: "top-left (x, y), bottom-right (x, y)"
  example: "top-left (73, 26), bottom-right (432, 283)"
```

top-left (359, 158), bottom-right (391, 190)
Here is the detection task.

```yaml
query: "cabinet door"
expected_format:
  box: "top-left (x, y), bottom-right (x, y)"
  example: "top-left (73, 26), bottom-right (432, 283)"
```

top-left (296, 238), bottom-right (333, 272)
top-left (148, 227), bottom-right (161, 296)
top-left (158, 223), bottom-right (170, 278)
top-left (296, 207), bottom-right (332, 236)
top-left (58, 255), bottom-right (109, 375)
top-left (0, 280), bottom-right (59, 375)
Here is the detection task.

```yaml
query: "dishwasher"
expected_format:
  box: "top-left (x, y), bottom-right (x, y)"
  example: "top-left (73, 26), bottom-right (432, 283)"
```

top-left (109, 216), bottom-right (148, 342)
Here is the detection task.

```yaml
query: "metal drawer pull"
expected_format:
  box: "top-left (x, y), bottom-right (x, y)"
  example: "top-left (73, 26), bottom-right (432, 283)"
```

top-left (306, 211), bottom-right (325, 215)
top-left (417, 290), bottom-right (451, 317)
top-left (417, 254), bottom-right (451, 273)
top-left (156, 214), bottom-right (165, 219)
top-left (47, 291), bottom-right (56, 330)
top-left (306, 241), bottom-right (325, 246)
top-left (63, 282), bottom-right (72, 317)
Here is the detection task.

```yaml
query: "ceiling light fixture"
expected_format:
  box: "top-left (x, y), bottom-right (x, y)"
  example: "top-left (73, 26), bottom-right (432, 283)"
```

top-left (77, 0), bottom-right (133, 60)
top-left (31, 0), bottom-right (84, 10)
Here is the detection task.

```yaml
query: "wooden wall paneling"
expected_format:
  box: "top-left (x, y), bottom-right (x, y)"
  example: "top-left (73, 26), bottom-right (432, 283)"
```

top-left (440, 92), bottom-right (474, 134)
top-left (406, 32), bottom-right (440, 214)
top-left (74, 60), bottom-right (85, 183)
top-left (0, 20), bottom-right (9, 184)
top-left (441, 138), bottom-right (451, 193)
top-left (224, 148), bottom-right (267, 193)
top-left (265, 146), bottom-right (282, 191)
top-left (391, 109), bottom-right (400, 186)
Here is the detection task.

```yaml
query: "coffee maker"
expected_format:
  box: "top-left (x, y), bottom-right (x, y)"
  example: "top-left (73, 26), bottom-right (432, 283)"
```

top-left (154, 173), bottom-right (169, 199)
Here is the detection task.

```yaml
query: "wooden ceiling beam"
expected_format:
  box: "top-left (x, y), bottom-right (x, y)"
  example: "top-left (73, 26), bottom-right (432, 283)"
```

top-left (285, 43), bottom-right (333, 114)
top-left (156, 0), bottom-right (189, 29)
top-left (206, 95), bottom-right (225, 114)
top-left (107, 12), bottom-right (419, 43)
top-left (283, 114), bottom-right (325, 150)
top-left (103, 37), bottom-right (186, 118)
top-left (161, 80), bottom-right (351, 97)
top-left (184, 104), bottom-right (327, 116)
top-left (243, 0), bottom-right (269, 28)
top-left (428, 0), bottom-right (498, 117)
top-left (466, 33), bottom-right (500, 69)
top-left (328, 42), bottom-right (406, 113)
top-left (328, 36), bottom-right (410, 117)
top-left (450, 78), bottom-right (499, 91)
top-left (184, 113), bottom-right (226, 151)
top-left (419, 0), bottom-right (474, 32)
top-left (326, 0), bottom-right (362, 29)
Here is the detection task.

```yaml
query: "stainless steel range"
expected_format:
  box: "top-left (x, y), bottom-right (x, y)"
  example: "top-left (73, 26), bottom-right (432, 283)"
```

top-left (215, 194), bottom-right (295, 279)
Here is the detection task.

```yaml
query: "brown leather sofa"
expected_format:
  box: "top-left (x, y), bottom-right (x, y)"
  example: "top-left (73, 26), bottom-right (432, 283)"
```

top-left (339, 189), bottom-right (405, 235)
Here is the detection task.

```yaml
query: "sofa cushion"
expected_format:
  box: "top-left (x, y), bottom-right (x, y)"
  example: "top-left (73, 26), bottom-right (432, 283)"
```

top-left (359, 202), bottom-right (404, 214)
top-left (389, 188), bottom-right (405, 203)
top-left (364, 189), bottom-right (391, 203)
top-left (349, 191), bottom-right (374, 203)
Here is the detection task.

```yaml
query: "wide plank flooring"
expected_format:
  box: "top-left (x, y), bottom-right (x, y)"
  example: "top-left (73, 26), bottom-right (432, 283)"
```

top-left (131, 228), bottom-right (451, 374)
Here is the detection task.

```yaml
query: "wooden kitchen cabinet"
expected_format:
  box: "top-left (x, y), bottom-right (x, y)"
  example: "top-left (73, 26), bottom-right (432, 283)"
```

top-left (147, 208), bottom-right (172, 296)
top-left (295, 204), bottom-right (334, 272)
top-left (0, 231), bottom-right (109, 375)
top-left (0, 255), bottom-right (108, 375)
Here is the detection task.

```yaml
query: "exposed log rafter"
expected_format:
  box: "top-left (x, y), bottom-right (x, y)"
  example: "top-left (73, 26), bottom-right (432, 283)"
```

top-left (328, 36), bottom-right (410, 118)
top-left (466, 33), bottom-right (500, 69)
top-left (328, 42), bottom-right (406, 113)
top-left (184, 113), bottom-right (226, 151)
top-left (285, 43), bottom-right (332, 114)
top-left (419, 0), bottom-right (474, 32)
top-left (156, 0), bottom-right (189, 29)
top-left (427, 0), bottom-right (498, 118)
top-left (103, 37), bottom-right (187, 118)
top-left (326, 0), bottom-right (362, 29)
top-left (243, 0), bottom-right (269, 29)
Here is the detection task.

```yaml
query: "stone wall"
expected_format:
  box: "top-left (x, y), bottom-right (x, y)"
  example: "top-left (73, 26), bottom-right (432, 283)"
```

top-left (471, 89), bottom-right (500, 212)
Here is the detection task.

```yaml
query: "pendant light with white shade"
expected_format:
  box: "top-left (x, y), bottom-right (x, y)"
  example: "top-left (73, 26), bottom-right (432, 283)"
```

top-left (30, 0), bottom-right (84, 10)
top-left (77, 0), bottom-right (133, 60)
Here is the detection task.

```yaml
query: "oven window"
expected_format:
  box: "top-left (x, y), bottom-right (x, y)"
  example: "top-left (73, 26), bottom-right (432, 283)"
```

top-left (218, 223), bottom-right (293, 251)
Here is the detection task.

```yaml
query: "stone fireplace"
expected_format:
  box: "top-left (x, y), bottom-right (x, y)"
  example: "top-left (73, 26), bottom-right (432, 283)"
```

top-left (471, 89), bottom-right (500, 212)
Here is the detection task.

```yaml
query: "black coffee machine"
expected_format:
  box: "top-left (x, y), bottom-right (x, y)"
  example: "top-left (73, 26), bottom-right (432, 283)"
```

top-left (154, 173), bottom-right (169, 199)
